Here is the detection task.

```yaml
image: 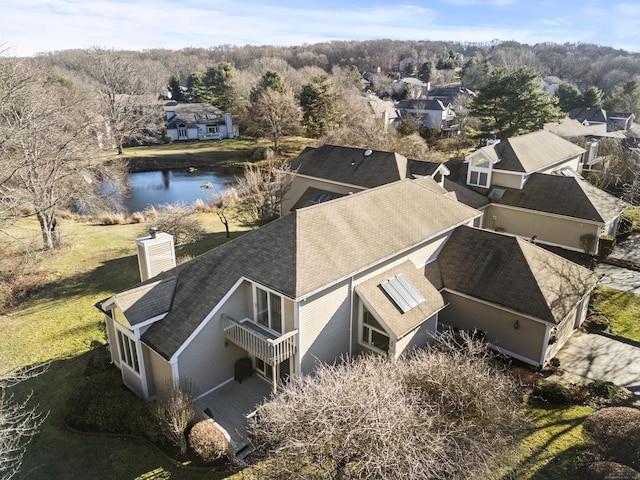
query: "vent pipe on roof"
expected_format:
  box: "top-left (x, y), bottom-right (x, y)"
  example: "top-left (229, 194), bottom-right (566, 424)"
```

top-left (149, 227), bottom-right (158, 239)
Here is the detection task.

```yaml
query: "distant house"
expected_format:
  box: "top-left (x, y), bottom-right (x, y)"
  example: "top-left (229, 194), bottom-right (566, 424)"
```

top-left (568, 107), bottom-right (635, 133)
top-left (161, 102), bottom-right (237, 141)
top-left (427, 83), bottom-right (476, 106)
top-left (395, 98), bottom-right (458, 133)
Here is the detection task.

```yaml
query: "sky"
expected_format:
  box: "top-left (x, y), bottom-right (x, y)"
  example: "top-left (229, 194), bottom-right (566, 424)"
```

top-left (3, 0), bottom-right (640, 57)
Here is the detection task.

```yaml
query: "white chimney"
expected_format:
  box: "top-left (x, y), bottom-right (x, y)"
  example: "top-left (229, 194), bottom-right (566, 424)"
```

top-left (136, 228), bottom-right (176, 281)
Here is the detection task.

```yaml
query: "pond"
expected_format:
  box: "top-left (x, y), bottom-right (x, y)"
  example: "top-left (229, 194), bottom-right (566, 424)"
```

top-left (121, 168), bottom-right (237, 213)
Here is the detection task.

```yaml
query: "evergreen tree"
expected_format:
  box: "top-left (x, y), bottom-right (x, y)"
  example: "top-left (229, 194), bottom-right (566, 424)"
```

top-left (250, 69), bottom-right (291, 103)
top-left (583, 86), bottom-right (604, 108)
top-left (300, 73), bottom-right (338, 137)
top-left (606, 80), bottom-right (640, 115)
top-left (203, 62), bottom-right (237, 110)
top-left (417, 61), bottom-right (436, 84)
top-left (168, 75), bottom-right (183, 102)
top-left (555, 82), bottom-right (584, 112)
top-left (470, 66), bottom-right (562, 139)
top-left (460, 57), bottom-right (491, 91)
top-left (186, 72), bottom-right (213, 104)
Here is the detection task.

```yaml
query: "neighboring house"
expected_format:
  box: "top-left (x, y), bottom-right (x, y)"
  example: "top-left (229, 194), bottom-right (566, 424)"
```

top-left (396, 76), bottom-right (430, 98)
top-left (568, 107), bottom-right (635, 133)
top-left (395, 98), bottom-right (459, 134)
top-left (162, 102), bottom-right (237, 141)
top-left (283, 144), bottom-right (455, 214)
top-left (427, 83), bottom-right (476, 106)
top-left (364, 93), bottom-right (399, 127)
top-left (460, 130), bottom-right (627, 254)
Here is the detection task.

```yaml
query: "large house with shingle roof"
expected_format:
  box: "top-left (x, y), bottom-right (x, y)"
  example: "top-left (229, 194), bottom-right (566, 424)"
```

top-left (98, 169), bottom-right (600, 426)
top-left (161, 101), bottom-right (237, 141)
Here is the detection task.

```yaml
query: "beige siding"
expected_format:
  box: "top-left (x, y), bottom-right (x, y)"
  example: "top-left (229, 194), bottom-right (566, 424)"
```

top-left (393, 316), bottom-right (438, 359)
top-left (491, 171), bottom-right (524, 189)
top-left (538, 156), bottom-right (582, 174)
top-left (121, 363), bottom-right (144, 397)
top-left (299, 280), bottom-right (351, 372)
top-left (177, 284), bottom-right (251, 396)
top-left (105, 315), bottom-right (119, 367)
top-left (282, 176), bottom-right (364, 214)
top-left (142, 345), bottom-right (173, 399)
top-left (440, 292), bottom-right (548, 366)
top-left (545, 295), bottom-right (589, 361)
top-left (484, 204), bottom-right (600, 253)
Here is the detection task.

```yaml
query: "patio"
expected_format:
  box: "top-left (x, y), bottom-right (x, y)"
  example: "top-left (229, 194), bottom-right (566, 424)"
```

top-left (195, 375), bottom-right (273, 452)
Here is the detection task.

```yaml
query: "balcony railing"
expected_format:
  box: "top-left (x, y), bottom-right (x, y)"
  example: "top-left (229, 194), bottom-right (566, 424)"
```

top-left (221, 314), bottom-right (297, 366)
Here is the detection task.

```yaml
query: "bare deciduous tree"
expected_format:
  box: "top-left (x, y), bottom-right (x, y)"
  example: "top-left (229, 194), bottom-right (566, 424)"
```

top-left (209, 189), bottom-right (237, 238)
top-left (81, 47), bottom-right (162, 154)
top-left (0, 57), bottom-right (121, 250)
top-left (234, 160), bottom-right (293, 227)
top-left (145, 203), bottom-right (204, 246)
top-left (1, 363), bottom-right (48, 480)
top-left (249, 88), bottom-right (301, 153)
top-left (248, 333), bottom-right (526, 480)
top-left (155, 380), bottom-right (196, 456)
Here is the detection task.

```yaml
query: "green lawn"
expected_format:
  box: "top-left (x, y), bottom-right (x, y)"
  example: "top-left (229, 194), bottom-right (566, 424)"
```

top-left (592, 286), bottom-right (640, 342)
top-left (1, 215), bottom-right (249, 480)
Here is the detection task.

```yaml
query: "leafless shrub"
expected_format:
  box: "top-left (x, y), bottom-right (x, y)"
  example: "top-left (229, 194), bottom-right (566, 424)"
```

top-left (129, 211), bottom-right (145, 224)
top-left (142, 205), bottom-right (158, 220)
top-left (583, 406), bottom-right (640, 471)
top-left (248, 332), bottom-right (526, 480)
top-left (1, 362), bottom-right (49, 480)
top-left (148, 203), bottom-right (204, 246)
top-left (155, 380), bottom-right (196, 455)
top-left (192, 199), bottom-right (213, 214)
top-left (189, 420), bottom-right (230, 463)
top-left (209, 189), bottom-right (237, 238)
top-left (100, 213), bottom-right (126, 225)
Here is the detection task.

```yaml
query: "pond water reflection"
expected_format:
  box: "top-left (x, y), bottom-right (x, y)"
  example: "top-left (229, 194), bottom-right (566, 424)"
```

top-left (122, 168), bottom-right (236, 213)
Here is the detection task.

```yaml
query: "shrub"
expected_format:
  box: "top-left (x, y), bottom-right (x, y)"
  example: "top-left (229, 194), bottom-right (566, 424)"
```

top-left (100, 213), bottom-right (126, 225)
top-left (189, 420), bottom-right (230, 463)
top-left (584, 461), bottom-right (640, 479)
top-left (155, 380), bottom-right (196, 455)
top-left (583, 313), bottom-right (610, 332)
top-left (569, 384), bottom-right (591, 405)
top-left (144, 203), bottom-right (204, 246)
top-left (588, 380), bottom-right (619, 399)
top-left (537, 382), bottom-right (572, 404)
top-left (65, 368), bottom-right (163, 443)
top-left (583, 406), bottom-right (640, 470)
top-left (598, 235), bottom-right (616, 257)
top-left (129, 211), bottom-right (145, 223)
top-left (549, 357), bottom-right (561, 368)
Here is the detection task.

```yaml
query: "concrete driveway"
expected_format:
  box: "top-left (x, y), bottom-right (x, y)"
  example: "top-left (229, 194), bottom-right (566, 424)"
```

top-left (553, 330), bottom-right (640, 394)
top-left (595, 233), bottom-right (640, 293)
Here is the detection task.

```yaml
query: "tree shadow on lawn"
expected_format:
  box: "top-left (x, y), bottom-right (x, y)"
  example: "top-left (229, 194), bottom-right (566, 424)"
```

top-left (497, 402), bottom-right (592, 480)
top-left (12, 349), bottom-right (225, 480)
top-left (30, 230), bottom-right (247, 304)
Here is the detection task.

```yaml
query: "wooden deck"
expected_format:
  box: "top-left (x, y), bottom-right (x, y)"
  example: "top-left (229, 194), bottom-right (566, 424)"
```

top-left (195, 375), bottom-right (272, 452)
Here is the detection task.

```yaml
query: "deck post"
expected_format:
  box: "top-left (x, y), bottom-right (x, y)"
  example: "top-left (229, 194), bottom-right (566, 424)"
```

top-left (271, 364), bottom-right (277, 394)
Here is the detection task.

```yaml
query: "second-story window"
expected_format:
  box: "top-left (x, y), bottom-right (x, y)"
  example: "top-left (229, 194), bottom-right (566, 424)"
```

top-left (255, 286), bottom-right (283, 334)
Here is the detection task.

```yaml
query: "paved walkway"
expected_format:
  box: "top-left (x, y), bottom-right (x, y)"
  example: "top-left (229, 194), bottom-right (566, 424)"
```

top-left (552, 330), bottom-right (640, 394)
top-left (594, 233), bottom-right (640, 293)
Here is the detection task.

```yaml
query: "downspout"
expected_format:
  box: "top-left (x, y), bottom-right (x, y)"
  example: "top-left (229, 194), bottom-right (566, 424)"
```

top-left (348, 275), bottom-right (354, 359)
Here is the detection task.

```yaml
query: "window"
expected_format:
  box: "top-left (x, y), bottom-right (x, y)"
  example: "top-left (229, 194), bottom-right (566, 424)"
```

top-left (116, 330), bottom-right (139, 373)
top-left (207, 125), bottom-right (219, 134)
top-left (469, 170), bottom-right (489, 187)
top-left (255, 286), bottom-right (283, 334)
top-left (177, 123), bottom-right (187, 138)
top-left (361, 307), bottom-right (390, 354)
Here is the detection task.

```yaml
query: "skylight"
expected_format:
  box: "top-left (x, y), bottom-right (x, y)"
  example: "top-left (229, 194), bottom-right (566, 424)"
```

top-left (488, 188), bottom-right (506, 200)
top-left (381, 274), bottom-right (425, 313)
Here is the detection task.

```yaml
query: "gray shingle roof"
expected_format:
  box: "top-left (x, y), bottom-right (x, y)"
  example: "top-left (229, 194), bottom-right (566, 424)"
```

top-left (163, 102), bottom-right (225, 128)
top-left (289, 144), bottom-right (410, 188)
top-left (438, 226), bottom-right (599, 324)
top-left (137, 178), bottom-right (480, 359)
top-left (494, 173), bottom-right (627, 223)
top-left (493, 131), bottom-right (585, 173)
top-left (107, 277), bottom-right (177, 327)
top-left (289, 187), bottom-right (347, 211)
